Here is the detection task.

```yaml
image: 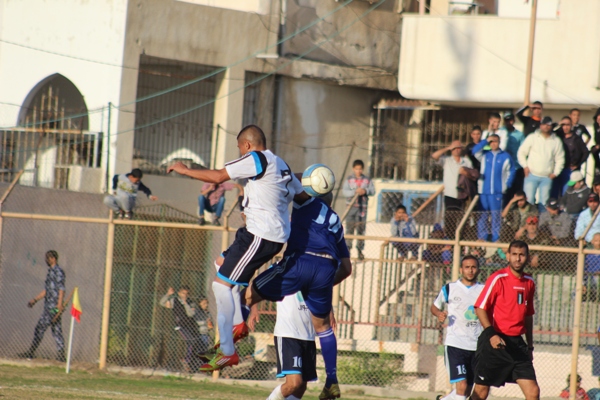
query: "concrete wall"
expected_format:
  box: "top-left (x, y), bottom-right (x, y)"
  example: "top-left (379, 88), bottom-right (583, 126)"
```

top-left (399, 0), bottom-right (600, 106)
top-left (0, 185), bottom-right (107, 362)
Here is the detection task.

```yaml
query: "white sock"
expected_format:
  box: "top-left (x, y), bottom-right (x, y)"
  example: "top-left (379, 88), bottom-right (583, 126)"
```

top-left (212, 281), bottom-right (235, 356)
top-left (267, 384), bottom-right (285, 400)
top-left (285, 396), bottom-right (301, 400)
top-left (231, 285), bottom-right (244, 326)
top-left (441, 389), bottom-right (457, 400)
top-left (455, 395), bottom-right (466, 400)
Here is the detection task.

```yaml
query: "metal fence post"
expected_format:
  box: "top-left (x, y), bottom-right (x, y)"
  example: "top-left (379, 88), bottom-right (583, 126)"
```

top-left (569, 206), bottom-right (600, 399)
top-left (99, 211), bottom-right (115, 370)
top-left (452, 196), bottom-right (479, 281)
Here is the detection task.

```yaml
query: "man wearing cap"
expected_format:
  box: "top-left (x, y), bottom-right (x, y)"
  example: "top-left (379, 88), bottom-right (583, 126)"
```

top-left (472, 134), bottom-right (515, 242)
top-left (518, 117), bottom-right (565, 212)
top-left (575, 193), bottom-right (600, 243)
top-left (539, 198), bottom-right (575, 246)
top-left (516, 101), bottom-right (543, 137)
top-left (432, 140), bottom-right (476, 239)
top-left (504, 113), bottom-right (525, 200)
top-left (552, 116), bottom-right (589, 198)
top-left (561, 171), bottom-right (591, 219)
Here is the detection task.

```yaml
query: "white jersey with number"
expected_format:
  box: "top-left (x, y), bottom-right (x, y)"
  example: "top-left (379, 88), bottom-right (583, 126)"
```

top-left (225, 150), bottom-right (303, 243)
top-left (433, 280), bottom-right (484, 351)
top-left (274, 292), bottom-right (315, 341)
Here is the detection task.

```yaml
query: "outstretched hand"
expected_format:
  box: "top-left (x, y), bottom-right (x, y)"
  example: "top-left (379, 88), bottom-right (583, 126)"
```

top-left (167, 162), bottom-right (189, 175)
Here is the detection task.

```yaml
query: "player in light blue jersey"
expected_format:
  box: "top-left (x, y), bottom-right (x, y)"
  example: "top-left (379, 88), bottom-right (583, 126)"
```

top-left (243, 191), bottom-right (352, 400)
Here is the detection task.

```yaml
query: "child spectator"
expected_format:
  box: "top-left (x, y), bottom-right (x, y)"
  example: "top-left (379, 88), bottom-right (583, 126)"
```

top-left (515, 215), bottom-right (551, 268)
top-left (560, 374), bottom-right (589, 400)
top-left (389, 204), bottom-right (419, 260)
top-left (194, 297), bottom-right (214, 353)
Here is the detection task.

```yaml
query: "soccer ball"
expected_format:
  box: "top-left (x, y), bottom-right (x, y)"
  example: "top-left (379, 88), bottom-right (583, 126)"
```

top-left (301, 164), bottom-right (335, 197)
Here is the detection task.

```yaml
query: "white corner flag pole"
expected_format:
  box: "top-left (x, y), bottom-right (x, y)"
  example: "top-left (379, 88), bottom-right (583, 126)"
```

top-left (66, 315), bottom-right (75, 373)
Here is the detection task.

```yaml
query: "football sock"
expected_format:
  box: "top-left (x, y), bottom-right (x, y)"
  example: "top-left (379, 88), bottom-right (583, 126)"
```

top-left (267, 384), bottom-right (285, 400)
top-left (285, 396), bottom-right (301, 400)
top-left (212, 281), bottom-right (235, 356)
top-left (441, 389), bottom-right (457, 400)
top-left (231, 285), bottom-right (244, 326)
top-left (455, 395), bottom-right (466, 400)
top-left (317, 328), bottom-right (338, 386)
top-left (241, 304), bottom-right (251, 322)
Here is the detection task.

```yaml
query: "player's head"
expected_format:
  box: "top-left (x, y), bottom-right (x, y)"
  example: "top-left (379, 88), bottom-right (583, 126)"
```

top-left (352, 159), bottom-right (364, 177)
top-left (178, 285), bottom-right (190, 297)
top-left (237, 125), bottom-right (267, 155)
top-left (460, 255), bottom-right (480, 283)
top-left (129, 168), bottom-right (143, 183)
top-left (45, 250), bottom-right (58, 266)
top-left (507, 240), bottom-right (529, 273)
top-left (321, 192), bottom-right (334, 207)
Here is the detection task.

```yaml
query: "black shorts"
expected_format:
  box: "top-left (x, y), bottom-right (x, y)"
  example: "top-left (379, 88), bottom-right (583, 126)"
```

top-left (445, 346), bottom-right (475, 385)
top-left (218, 227), bottom-right (284, 286)
top-left (474, 333), bottom-right (537, 387)
top-left (274, 336), bottom-right (317, 382)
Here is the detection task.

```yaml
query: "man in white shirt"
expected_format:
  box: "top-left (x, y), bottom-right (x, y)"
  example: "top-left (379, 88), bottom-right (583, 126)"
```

top-left (517, 117), bottom-right (565, 212)
top-left (431, 256), bottom-right (484, 400)
top-left (168, 125), bottom-right (308, 371)
top-left (248, 293), bottom-right (317, 400)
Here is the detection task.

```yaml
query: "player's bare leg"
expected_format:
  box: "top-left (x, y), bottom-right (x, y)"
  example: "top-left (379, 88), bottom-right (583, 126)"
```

top-left (470, 384), bottom-right (490, 400)
top-left (267, 375), bottom-right (307, 400)
top-left (313, 313), bottom-right (340, 399)
top-left (516, 379), bottom-right (540, 400)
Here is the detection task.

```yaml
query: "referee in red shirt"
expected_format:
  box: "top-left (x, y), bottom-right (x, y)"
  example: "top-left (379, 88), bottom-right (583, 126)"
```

top-left (471, 240), bottom-right (540, 400)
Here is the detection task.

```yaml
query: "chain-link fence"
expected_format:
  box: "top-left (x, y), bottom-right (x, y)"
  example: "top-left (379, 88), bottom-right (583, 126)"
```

top-left (1, 183), bottom-right (600, 397)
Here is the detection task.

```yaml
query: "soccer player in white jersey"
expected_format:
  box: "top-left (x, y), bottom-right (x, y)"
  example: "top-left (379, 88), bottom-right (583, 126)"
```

top-left (248, 293), bottom-right (317, 400)
top-left (430, 255), bottom-right (484, 400)
top-left (168, 125), bottom-right (308, 371)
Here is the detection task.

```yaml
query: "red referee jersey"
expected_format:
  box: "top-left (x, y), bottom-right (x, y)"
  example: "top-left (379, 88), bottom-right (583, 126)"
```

top-left (474, 266), bottom-right (535, 336)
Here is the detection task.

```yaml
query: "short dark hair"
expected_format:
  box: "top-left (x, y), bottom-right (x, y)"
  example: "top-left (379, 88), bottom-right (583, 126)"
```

top-left (561, 116), bottom-right (572, 122)
top-left (395, 204), bottom-right (406, 212)
top-left (508, 240), bottom-right (529, 256)
top-left (321, 192), bottom-right (333, 207)
top-left (237, 125), bottom-right (267, 148)
top-left (471, 125), bottom-right (482, 132)
top-left (515, 190), bottom-right (526, 198)
top-left (570, 108), bottom-right (580, 114)
top-left (488, 134), bottom-right (500, 141)
top-left (131, 168), bottom-right (143, 179)
top-left (462, 254), bottom-right (479, 267)
top-left (489, 112), bottom-right (501, 119)
top-left (46, 250), bottom-right (59, 261)
top-left (352, 160), bottom-right (364, 168)
top-left (533, 101), bottom-right (543, 107)
top-left (179, 285), bottom-right (190, 292)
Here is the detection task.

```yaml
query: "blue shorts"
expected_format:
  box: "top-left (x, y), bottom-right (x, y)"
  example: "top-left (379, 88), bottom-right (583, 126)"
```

top-left (252, 253), bottom-right (337, 318)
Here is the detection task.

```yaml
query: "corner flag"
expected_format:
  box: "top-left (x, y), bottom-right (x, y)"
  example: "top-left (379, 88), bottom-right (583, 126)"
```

top-left (70, 287), bottom-right (82, 323)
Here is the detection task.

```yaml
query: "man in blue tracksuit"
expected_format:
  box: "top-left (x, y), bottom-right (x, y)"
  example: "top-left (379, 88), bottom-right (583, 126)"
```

top-left (472, 134), bottom-right (515, 242)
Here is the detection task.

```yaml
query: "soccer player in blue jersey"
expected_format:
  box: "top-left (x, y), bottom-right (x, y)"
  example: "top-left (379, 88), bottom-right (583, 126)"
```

top-left (243, 190), bottom-right (352, 400)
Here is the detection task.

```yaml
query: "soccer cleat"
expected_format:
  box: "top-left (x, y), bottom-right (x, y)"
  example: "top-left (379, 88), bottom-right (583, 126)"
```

top-left (319, 383), bottom-right (341, 399)
top-left (199, 350), bottom-right (239, 372)
top-left (213, 321), bottom-right (249, 349)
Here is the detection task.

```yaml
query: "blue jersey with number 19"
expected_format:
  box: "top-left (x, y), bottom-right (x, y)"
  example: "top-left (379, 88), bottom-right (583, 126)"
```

top-left (284, 197), bottom-right (350, 263)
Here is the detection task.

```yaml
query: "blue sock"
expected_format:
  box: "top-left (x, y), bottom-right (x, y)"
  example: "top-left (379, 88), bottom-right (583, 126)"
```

top-left (317, 328), bottom-right (338, 386)
top-left (241, 304), bottom-right (251, 321)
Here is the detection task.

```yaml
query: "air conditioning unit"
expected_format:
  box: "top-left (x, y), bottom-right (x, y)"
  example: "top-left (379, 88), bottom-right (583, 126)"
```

top-left (68, 165), bottom-right (103, 193)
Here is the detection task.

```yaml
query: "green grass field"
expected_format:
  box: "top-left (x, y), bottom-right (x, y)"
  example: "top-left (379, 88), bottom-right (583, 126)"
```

top-left (0, 364), bottom-right (394, 400)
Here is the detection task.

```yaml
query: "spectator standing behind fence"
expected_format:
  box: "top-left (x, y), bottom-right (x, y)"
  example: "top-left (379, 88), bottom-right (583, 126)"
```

top-left (591, 108), bottom-right (600, 175)
top-left (19, 250), bottom-right (66, 362)
top-left (103, 168), bottom-right (158, 219)
top-left (160, 286), bottom-right (204, 373)
top-left (552, 116), bottom-right (589, 198)
top-left (539, 198), bottom-right (575, 246)
top-left (575, 193), bottom-right (600, 243)
top-left (198, 181), bottom-right (243, 226)
top-left (472, 134), bottom-right (515, 242)
top-left (432, 140), bottom-right (476, 239)
top-left (571, 108), bottom-right (591, 144)
top-left (583, 233), bottom-right (600, 302)
top-left (501, 191), bottom-right (538, 240)
top-left (194, 297), bottom-right (214, 352)
top-left (503, 113), bottom-right (526, 200)
top-left (516, 101), bottom-right (543, 137)
top-left (518, 116), bottom-right (565, 212)
top-left (561, 171), bottom-right (590, 220)
top-left (482, 113), bottom-right (507, 150)
top-left (342, 160), bottom-right (375, 261)
top-left (389, 204), bottom-right (419, 260)
top-left (560, 374), bottom-right (590, 400)
top-left (466, 126), bottom-right (483, 172)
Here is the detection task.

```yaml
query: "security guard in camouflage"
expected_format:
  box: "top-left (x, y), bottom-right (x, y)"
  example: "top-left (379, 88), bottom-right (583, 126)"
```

top-left (19, 250), bottom-right (66, 361)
